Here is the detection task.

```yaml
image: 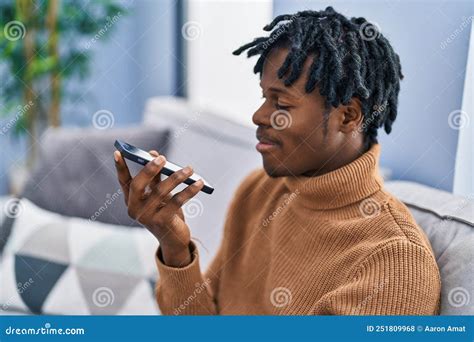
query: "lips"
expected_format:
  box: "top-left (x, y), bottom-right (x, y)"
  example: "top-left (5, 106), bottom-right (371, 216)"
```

top-left (256, 130), bottom-right (281, 153)
top-left (256, 131), bottom-right (281, 145)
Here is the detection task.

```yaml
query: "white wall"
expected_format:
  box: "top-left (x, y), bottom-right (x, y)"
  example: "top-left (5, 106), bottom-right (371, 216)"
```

top-left (453, 21), bottom-right (473, 197)
top-left (185, 0), bottom-right (273, 127)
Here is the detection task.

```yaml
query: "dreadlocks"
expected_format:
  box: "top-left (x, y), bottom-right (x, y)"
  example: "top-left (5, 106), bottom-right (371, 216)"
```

top-left (233, 6), bottom-right (404, 149)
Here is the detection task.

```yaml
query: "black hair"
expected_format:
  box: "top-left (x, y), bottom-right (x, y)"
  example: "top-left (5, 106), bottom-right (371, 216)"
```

top-left (232, 6), bottom-right (404, 149)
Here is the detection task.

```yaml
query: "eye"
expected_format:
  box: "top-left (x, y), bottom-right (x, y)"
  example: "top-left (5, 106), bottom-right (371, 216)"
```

top-left (275, 103), bottom-right (291, 111)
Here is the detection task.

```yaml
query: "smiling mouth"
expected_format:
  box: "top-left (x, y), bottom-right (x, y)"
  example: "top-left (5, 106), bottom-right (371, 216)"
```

top-left (256, 136), bottom-right (281, 153)
top-left (256, 142), bottom-right (278, 153)
top-left (255, 128), bottom-right (282, 153)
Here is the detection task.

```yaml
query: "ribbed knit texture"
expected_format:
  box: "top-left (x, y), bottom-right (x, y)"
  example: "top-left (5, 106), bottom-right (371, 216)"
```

top-left (155, 144), bottom-right (441, 315)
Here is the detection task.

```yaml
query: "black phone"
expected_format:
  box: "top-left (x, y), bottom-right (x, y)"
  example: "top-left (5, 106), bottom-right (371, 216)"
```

top-left (114, 140), bottom-right (214, 195)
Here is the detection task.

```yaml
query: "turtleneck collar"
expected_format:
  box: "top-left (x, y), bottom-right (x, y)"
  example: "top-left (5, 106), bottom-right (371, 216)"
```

top-left (282, 143), bottom-right (384, 210)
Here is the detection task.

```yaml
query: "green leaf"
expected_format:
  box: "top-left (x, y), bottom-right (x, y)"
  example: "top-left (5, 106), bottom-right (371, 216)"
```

top-left (26, 56), bottom-right (57, 79)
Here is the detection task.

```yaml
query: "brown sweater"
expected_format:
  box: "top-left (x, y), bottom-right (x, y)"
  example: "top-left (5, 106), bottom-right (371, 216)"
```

top-left (155, 143), bottom-right (441, 315)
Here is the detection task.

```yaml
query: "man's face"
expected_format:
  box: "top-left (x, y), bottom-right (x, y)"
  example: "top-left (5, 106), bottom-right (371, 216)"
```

top-left (253, 47), bottom-right (350, 177)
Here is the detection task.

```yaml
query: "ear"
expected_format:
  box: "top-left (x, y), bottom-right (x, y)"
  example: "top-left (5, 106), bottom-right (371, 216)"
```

top-left (338, 97), bottom-right (363, 134)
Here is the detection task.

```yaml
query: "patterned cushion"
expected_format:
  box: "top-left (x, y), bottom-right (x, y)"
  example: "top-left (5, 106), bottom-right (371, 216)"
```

top-left (0, 196), bottom-right (12, 256)
top-left (0, 199), bottom-right (160, 315)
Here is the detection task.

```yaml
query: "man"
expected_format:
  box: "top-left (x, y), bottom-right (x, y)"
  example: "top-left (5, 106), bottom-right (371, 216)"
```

top-left (115, 6), bottom-right (440, 315)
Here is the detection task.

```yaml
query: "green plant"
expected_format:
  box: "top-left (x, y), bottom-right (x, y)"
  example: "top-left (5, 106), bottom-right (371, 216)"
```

top-left (0, 0), bottom-right (129, 163)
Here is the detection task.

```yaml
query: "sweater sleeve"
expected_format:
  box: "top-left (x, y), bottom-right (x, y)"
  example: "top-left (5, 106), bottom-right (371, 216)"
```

top-left (312, 239), bottom-right (441, 315)
top-left (154, 168), bottom-right (264, 315)
top-left (155, 239), bottom-right (224, 315)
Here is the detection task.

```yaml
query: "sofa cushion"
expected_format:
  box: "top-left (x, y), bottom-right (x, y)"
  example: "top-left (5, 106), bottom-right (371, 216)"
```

top-left (21, 126), bottom-right (170, 227)
top-left (385, 180), bottom-right (474, 315)
top-left (0, 196), bottom-right (15, 258)
top-left (0, 199), bottom-right (160, 315)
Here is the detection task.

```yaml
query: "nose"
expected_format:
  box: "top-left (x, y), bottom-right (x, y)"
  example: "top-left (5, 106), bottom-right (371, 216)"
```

top-left (252, 101), bottom-right (271, 127)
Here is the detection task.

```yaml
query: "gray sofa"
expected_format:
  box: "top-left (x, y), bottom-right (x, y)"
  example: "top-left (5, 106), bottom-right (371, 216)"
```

top-left (2, 96), bottom-right (472, 315)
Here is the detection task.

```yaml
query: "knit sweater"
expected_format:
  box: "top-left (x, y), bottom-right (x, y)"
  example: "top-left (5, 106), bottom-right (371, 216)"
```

top-left (155, 143), bottom-right (441, 315)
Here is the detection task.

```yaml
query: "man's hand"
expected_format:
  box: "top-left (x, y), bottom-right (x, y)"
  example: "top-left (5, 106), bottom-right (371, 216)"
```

top-left (114, 150), bottom-right (204, 267)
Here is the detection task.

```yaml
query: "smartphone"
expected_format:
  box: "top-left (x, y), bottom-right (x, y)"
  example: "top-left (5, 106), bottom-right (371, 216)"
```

top-left (114, 140), bottom-right (214, 194)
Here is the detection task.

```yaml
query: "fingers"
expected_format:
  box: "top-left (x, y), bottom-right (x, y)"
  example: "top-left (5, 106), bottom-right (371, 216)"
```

top-left (150, 179), bottom-right (203, 229)
top-left (154, 165), bottom-right (194, 199)
top-left (141, 164), bottom-right (195, 218)
top-left (128, 155), bottom-right (166, 209)
top-left (165, 179), bottom-right (204, 214)
top-left (114, 151), bottom-right (132, 203)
